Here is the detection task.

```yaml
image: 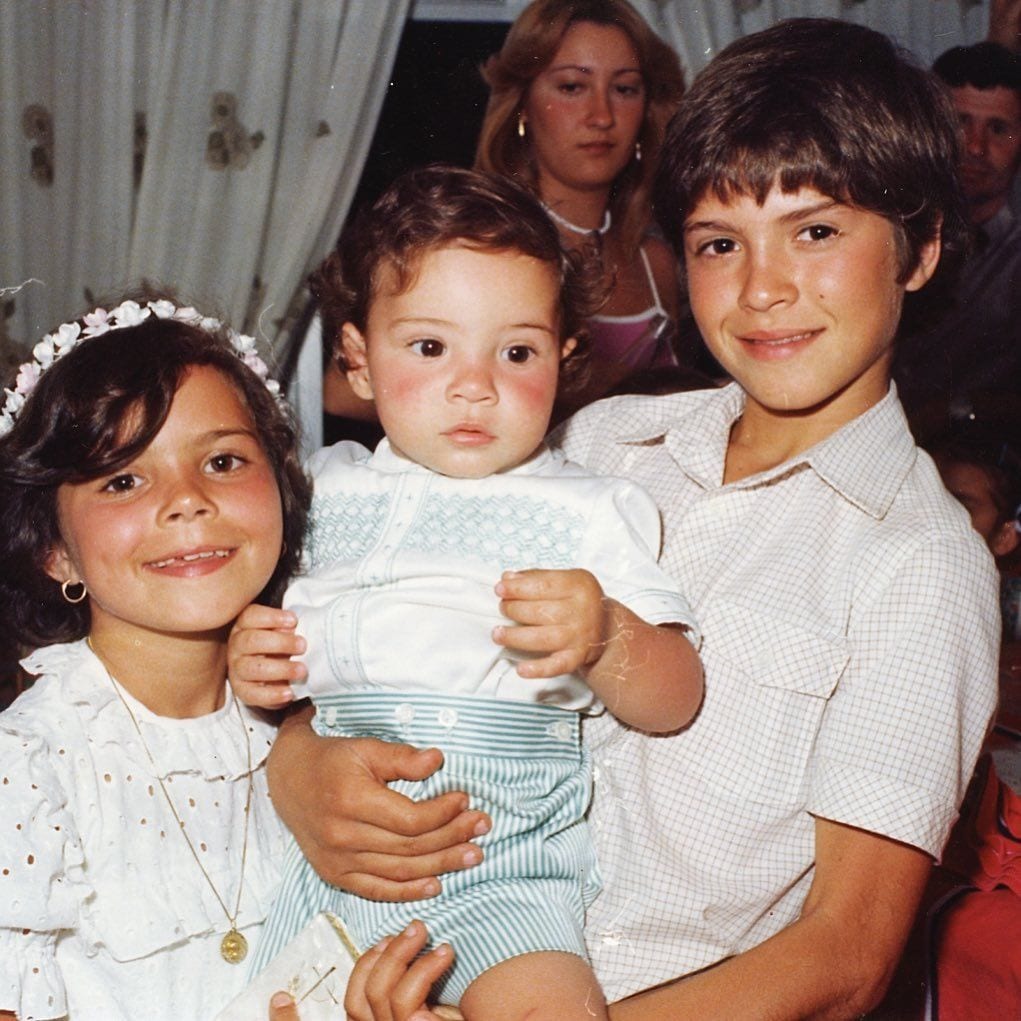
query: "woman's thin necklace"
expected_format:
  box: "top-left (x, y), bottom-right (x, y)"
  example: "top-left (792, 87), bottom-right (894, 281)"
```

top-left (87, 637), bottom-right (254, 964)
top-left (541, 201), bottom-right (611, 238)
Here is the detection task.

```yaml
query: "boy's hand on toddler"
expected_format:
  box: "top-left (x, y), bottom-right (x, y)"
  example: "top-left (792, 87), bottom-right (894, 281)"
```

top-left (345, 921), bottom-right (457, 1021)
top-left (493, 568), bottom-right (608, 679)
top-left (228, 603), bottom-right (307, 708)
top-left (269, 714), bottom-right (491, 899)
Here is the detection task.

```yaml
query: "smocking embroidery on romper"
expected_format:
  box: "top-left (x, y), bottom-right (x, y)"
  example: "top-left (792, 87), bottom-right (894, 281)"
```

top-left (403, 493), bottom-right (585, 570)
top-left (306, 493), bottom-right (390, 569)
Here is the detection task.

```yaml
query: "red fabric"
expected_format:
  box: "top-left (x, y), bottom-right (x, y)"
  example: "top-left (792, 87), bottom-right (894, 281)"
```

top-left (933, 889), bottom-right (1021, 1020)
top-left (941, 755), bottom-right (1021, 895)
top-left (932, 756), bottom-right (1021, 1019)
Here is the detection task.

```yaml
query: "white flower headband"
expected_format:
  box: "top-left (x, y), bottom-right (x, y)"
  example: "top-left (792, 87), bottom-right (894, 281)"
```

top-left (0, 299), bottom-right (281, 437)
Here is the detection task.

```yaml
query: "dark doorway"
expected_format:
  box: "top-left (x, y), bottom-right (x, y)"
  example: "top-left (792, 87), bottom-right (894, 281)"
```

top-left (323, 19), bottom-right (510, 447)
top-left (349, 19), bottom-right (511, 216)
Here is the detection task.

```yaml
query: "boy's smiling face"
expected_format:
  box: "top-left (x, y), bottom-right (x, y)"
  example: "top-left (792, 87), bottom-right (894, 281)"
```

top-left (684, 184), bottom-right (940, 450)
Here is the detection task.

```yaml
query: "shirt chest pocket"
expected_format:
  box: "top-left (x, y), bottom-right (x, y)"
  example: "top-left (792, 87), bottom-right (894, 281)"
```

top-left (693, 600), bottom-right (850, 807)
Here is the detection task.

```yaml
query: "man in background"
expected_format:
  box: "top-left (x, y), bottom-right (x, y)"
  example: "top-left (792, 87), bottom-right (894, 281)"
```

top-left (895, 42), bottom-right (1021, 426)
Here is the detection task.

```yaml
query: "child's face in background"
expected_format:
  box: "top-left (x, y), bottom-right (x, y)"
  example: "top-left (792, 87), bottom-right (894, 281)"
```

top-left (343, 243), bottom-right (573, 479)
top-left (47, 365), bottom-right (284, 645)
top-left (936, 456), bottom-right (1019, 558)
top-left (683, 184), bottom-right (939, 445)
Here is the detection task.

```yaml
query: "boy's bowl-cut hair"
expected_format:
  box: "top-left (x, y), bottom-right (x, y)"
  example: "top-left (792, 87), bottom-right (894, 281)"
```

top-left (310, 164), bottom-right (604, 395)
top-left (654, 18), bottom-right (968, 291)
top-left (0, 303), bottom-right (312, 648)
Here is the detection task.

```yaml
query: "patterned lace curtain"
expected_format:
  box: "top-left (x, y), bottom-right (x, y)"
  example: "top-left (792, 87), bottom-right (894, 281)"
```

top-left (0, 0), bottom-right (408, 384)
top-left (632, 0), bottom-right (992, 77)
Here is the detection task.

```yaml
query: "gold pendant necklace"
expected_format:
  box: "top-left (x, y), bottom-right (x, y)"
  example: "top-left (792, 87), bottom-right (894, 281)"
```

top-left (87, 638), bottom-right (254, 964)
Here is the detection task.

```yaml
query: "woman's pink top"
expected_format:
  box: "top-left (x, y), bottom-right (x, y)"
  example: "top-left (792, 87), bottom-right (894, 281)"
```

top-left (586, 245), bottom-right (675, 369)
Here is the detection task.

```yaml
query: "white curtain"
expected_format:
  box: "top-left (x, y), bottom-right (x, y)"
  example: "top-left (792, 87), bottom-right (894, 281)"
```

top-left (633, 0), bottom-right (993, 77)
top-left (0, 0), bottom-right (408, 373)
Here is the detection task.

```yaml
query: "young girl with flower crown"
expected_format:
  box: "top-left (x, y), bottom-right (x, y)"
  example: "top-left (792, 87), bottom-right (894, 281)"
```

top-left (0, 297), bottom-right (311, 1020)
top-left (230, 165), bottom-right (704, 1021)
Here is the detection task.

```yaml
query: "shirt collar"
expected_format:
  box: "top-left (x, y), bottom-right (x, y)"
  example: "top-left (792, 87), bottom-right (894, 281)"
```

top-left (614, 382), bottom-right (916, 519)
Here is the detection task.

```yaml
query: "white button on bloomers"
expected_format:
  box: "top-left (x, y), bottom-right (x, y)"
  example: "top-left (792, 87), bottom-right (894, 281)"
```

top-left (548, 721), bottom-right (573, 742)
top-left (394, 703), bottom-right (416, 725)
top-left (437, 708), bottom-right (459, 729)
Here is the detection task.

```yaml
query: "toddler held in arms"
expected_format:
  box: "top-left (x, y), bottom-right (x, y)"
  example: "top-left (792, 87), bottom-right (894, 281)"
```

top-left (231, 165), bottom-right (703, 1021)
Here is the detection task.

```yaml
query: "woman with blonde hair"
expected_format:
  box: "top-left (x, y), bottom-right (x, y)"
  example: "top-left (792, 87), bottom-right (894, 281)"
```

top-left (476, 0), bottom-right (687, 411)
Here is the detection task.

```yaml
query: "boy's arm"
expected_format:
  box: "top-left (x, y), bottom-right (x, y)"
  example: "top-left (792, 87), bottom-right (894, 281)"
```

top-left (495, 568), bottom-right (703, 733)
top-left (608, 817), bottom-right (931, 1021)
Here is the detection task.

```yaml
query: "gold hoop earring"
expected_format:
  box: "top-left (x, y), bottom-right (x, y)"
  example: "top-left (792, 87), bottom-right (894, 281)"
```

top-left (634, 141), bottom-right (642, 162)
top-left (517, 112), bottom-right (526, 139)
top-left (61, 579), bottom-right (87, 604)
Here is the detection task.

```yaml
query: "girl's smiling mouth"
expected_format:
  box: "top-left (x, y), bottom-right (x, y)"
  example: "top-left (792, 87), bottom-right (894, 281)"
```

top-left (147, 547), bottom-right (236, 571)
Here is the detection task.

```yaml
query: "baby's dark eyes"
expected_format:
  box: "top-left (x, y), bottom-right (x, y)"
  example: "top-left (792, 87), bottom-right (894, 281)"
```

top-left (410, 339), bottom-right (445, 357)
top-left (503, 345), bottom-right (535, 364)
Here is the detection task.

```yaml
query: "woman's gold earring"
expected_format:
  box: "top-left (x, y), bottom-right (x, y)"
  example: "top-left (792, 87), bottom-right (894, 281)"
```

top-left (61, 579), bottom-right (87, 604)
top-left (517, 113), bottom-right (526, 139)
top-left (634, 141), bottom-right (642, 162)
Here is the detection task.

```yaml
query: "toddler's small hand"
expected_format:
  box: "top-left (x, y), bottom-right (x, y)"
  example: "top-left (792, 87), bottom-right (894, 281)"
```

top-left (493, 568), bottom-right (607, 679)
top-left (228, 603), bottom-right (307, 708)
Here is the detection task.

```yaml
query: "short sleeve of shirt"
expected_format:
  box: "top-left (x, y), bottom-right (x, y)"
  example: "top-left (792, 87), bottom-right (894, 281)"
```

top-left (809, 528), bottom-right (1000, 855)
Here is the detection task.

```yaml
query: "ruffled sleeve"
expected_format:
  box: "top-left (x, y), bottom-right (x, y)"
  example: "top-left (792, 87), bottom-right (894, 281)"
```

top-left (0, 708), bottom-right (90, 1019)
top-left (0, 928), bottom-right (66, 1020)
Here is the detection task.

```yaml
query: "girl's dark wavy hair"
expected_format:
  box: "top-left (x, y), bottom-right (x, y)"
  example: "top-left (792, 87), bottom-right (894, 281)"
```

top-left (310, 164), bottom-right (605, 399)
top-left (0, 306), bottom-right (311, 649)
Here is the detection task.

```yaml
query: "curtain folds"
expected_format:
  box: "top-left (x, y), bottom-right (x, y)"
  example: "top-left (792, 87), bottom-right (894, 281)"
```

top-left (0, 0), bottom-right (408, 371)
top-left (632, 0), bottom-right (992, 77)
